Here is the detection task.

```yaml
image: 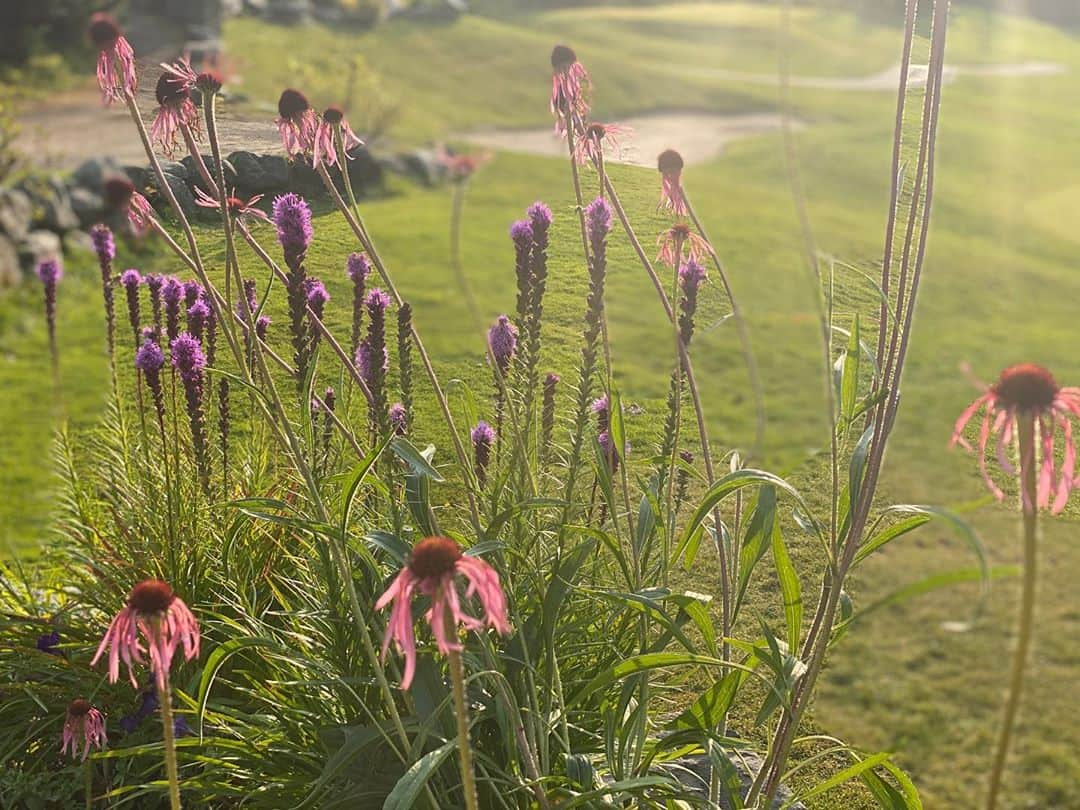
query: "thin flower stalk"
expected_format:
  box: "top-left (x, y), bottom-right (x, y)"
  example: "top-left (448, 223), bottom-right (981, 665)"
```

top-left (36, 258), bottom-right (62, 375)
top-left (397, 304), bottom-right (414, 424)
top-left (90, 225), bottom-right (117, 368)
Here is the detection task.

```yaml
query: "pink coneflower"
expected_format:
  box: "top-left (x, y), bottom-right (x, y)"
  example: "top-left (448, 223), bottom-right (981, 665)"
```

top-left (151, 63), bottom-right (200, 156)
top-left (376, 536), bottom-right (510, 690)
top-left (103, 178), bottom-right (153, 235)
top-left (657, 149), bottom-right (688, 217)
top-left (550, 44), bottom-right (590, 136)
top-left (276, 89), bottom-right (318, 157)
top-left (91, 579), bottom-right (200, 692)
top-left (89, 13), bottom-right (136, 105)
top-left (313, 106), bottom-right (364, 169)
top-left (573, 122), bottom-right (631, 166)
top-left (61, 699), bottom-right (106, 761)
top-left (194, 187), bottom-right (271, 224)
top-left (436, 145), bottom-right (492, 182)
top-left (952, 364), bottom-right (1080, 514)
top-left (656, 223), bottom-right (710, 269)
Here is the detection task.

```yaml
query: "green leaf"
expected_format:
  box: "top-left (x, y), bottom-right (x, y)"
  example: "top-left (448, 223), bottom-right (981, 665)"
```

top-left (787, 752), bottom-right (892, 807)
top-left (391, 438), bottom-right (444, 482)
top-left (854, 514), bottom-right (932, 566)
top-left (571, 652), bottom-right (724, 706)
top-left (772, 519), bottom-right (802, 652)
top-left (196, 638), bottom-right (281, 734)
top-left (671, 668), bottom-right (750, 731)
top-left (382, 740), bottom-right (457, 810)
top-left (840, 313), bottom-right (861, 424)
top-left (735, 487), bottom-right (778, 616)
top-left (561, 777), bottom-right (676, 808)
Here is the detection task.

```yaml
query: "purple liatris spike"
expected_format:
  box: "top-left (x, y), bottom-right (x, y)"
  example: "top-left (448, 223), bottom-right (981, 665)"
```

top-left (183, 280), bottom-right (202, 310)
top-left (347, 252), bottom-right (371, 357)
top-left (389, 402), bottom-right (407, 436)
top-left (471, 421), bottom-right (495, 488)
top-left (585, 196), bottom-right (612, 245)
top-left (510, 219), bottom-right (534, 323)
top-left (170, 333), bottom-right (210, 492)
top-left (255, 315), bottom-right (270, 341)
top-left (135, 338), bottom-right (166, 425)
top-left (357, 288), bottom-right (391, 428)
top-left (36, 258), bottom-right (62, 367)
top-left (273, 192), bottom-right (313, 260)
top-left (597, 430), bottom-right (622, 474)
top-left (187, 299), bottom-right (210, 343)
top-left (487, 315), bottom-right (518, 376)
top-left (162, 277), bottom-right (184, 342)
top-left (120, 268), bottom-right (142, 344)
top-left (678, 260), bottom-right (707, 348)
top-left (238, 279), bottom-right (258, 320)
top-left (525, 201), bottom-right (552, 351)
top-left (319, 386), bottom-right (336, 468)
top-left (591, 394), bottom-right (610, 433)
top-left (90, 224), bottom-right (117, 361)
top-left (305, 277), bottom-right (330, 348)
top-left (144, 273), bottom-right (164, 331)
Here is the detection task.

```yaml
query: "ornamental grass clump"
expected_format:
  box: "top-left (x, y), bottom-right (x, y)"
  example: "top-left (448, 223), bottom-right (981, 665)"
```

top-left (5, 8), bottom-right (1043, 809)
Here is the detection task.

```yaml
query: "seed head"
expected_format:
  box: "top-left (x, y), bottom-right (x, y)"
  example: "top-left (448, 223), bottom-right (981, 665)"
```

top-left (992, 363), bottom-right (1059, 412)
top-left (408, 536), bottom-right (463, 580)
top-left (127, 579), bottom-right (176, 613)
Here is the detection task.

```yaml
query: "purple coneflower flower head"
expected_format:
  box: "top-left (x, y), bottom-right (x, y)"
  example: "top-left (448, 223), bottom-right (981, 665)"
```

top-left (151, 64), bottom-right (199, 156)
top-left (471, 420), bottom-right (495, 487)
top-left (550, 44), bottom-right (591, 136)
top-left (91, 579), bottom-right (200, 692)
top-left (389, 402), bottom-right (408, 436)
top-left (89, 224), bottom-right (115, 263)
top-left (276, 89), bottom-right (318, 157)
top-left (89, 13), bottom-right (136, 105)
top-left (585, 196), bottom-right (612, 244)
top-left (487, 315), bottom-right (518, 376)
top-left (61, 699), bottom-right (106, 761)
top-left (194, 187), bottom-right (272, 224)
top-left (657, 222), bottom-right (710, 269)
top-left (135, 339), bottom-right (165, 374)
top-left (37, 630), bottom-right (61, 655)
top-left (952, 364), bottom-right (1080, 514)
top-left (657, 149), bottom-right (688, 217)
top-left (313, 105), bottom-right (364, 169)
top-left (187, 299), bottom-right (210, 342)
top-left (272, 192), bottom-right (314, 256)
top-left (170, 332), bottom-right (206, 379)
top-left (573, 121), bottom-right (632, 165)
top-left (376, 536), bottom-right (510, 690)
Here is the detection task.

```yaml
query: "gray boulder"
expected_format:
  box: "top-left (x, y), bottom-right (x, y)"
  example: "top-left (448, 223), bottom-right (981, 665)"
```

top-left (18, 230), bottom-right (63, 267)
top-left (0, 233), bottom-right (19, 287)
top-left (229, 151), bottom-right (288, 194)
top-left (152, 172), bottom-right (198, 219)
top-left (20, 176), bottom-right (79, 233)
top-left (72, 156), bottom-right (126, 193)
top-left (70, 187), bottom-right (105, 228)
top-left (265, 0), bottom-right (311, 24)
top-left (398, 148), bottom-right (446, 187)
top-left (124, 165), bottom-right (152, 192)
top-left (0, 188), bottom-right (32, 241)
top-left (182, 154), bottom-right (236, 193)
top-left (159, 160), bottom-right (190, 181)
top-left (64, 229), bottom-right (95, 255)
top-left (666, 752), bottom-right (806, 809)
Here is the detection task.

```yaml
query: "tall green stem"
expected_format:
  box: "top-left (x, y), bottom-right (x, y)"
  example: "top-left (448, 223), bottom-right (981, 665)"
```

top-left (158, 668), bottom-right (182, 810)
top-left (447, 609), bottom-right (480, 810)
top-left (985, 411), bottom-right (1038, 810)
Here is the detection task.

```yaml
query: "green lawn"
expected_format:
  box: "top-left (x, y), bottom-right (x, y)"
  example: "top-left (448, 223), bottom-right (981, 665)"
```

top-left (4, 2), bottom-right (1080, 806)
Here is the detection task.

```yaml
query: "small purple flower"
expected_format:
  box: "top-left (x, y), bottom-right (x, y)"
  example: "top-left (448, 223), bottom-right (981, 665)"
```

top-left (366, 287), bottom-right (391, 315)
top-left (37, 630), bottom-right (61, 656)
top-left (591, 393), bottom-right (610, 433)
top-left (36, 258), bottom-right (62, 286)
top-left (187, 299), bottom-right (210, 343)
top-left (135, 339), bottom-right (165, 373)
top-left (348, 252), bottom-right (372, 356)
top-left (256, 315), bottom-right (270, 341)
top-left (144, 273), bottom-right (164, 331)
top-left (171, 333), bottom-right (210, 492)
top-left (183, 279), bottom-right (202, 310)
top-left (89, 224), bottom-right (115, 263)
top-left (272, 192), bottom-right (313, 256)
top-left (36, 259), bottom-right (62, 366)
top-left (487, 314), bottom-right (518, 376)
top-left (305, 277), bottom-right (330, 318)
top-left (347, 252), bottom-right (371, 285)
top-left (389, 402), bottom-right (407, 436)
top-left (585, 196), bottom-right (612, 243)
top-left (120, 268), bottom-right (141, 288)
top-left (679, 260), bottom-right (707, 296)
top-left (171, 333), bottom-right (206, 378)
top-left (356, 342), bottom-right (390, 385)
top-left (527, 201), bottom-right (553, 237)
top-left (541, 372), bottom-right (559, 457)
top-left (238, 278), bottom-right (258, 320)
top-left (471, 420), bottom-right (496, 487)
top-left (678, 260), bottom-right (707, 346)
top-left (162, 277), bottom-right (184, 341)
top-left (510, 219), bottom-right (533, 247)
top-left (511, 220), bottom-right (534, 322)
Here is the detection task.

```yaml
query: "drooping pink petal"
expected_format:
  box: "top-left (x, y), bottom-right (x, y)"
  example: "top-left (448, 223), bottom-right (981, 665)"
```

top-left (1037, 414), bottom-right (1055, 510)
top-left (1053, 415), bottom-right (1076, 514)
top-left (951, 393), bottom-right (991, 449)
top-left (456, 556), bottom-right (511, 635)
top-left (977, 406), bottom-right (1005, 501)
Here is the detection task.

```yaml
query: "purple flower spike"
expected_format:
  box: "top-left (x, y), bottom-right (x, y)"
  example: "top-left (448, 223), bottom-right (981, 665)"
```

top-left (120, 268), bottom-right (142, 344)
top-left (36, 259), bottom-right (62, 366)
top-left (347, 252), bottom-right (371, 284)
top-left (187, 299), bottom-right (210, 342)
top-left (679, 260), bottom-right (707, 296)
top-left (585, 196), bottom-right (612, 242)
top-left (255, 315), bottom-right (270, 341)
top-left (389, 402), bottom-right (407, 436)
top-left (36, 259), bottom-right (62, 286)
top-left (170, 332), bottom-right (206, 379)
top-left (305, 277), bottom-right (330, 313)
top-left (121, 268), bottom-right (141, 288)
top-left (89, 224), bottom-right (115, 262)
top-left (272, 192), bottom-right (313, 256)
top-left (487, 314), bottom-right (518, 375)
top-left (170, 333), bottom-right (210, 491)
top-left (183, 279), bottom-right (202, 309)
top-left (135, 340), bottom-right (165, 373)
top-left (162, 277), bottom-right (184, 341)
top-left (365, 287), bottom-right (391, 315)
top-left (510, 219), bottom-right (533, 247)
top-left (471, 420), bottom-right (496, 487)
top-left (528, 201), bottom-right (553, 236)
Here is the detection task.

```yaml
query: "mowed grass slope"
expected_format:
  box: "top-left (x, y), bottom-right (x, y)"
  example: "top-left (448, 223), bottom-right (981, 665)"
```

top-left (3, 3), bottom-right (1080, 806)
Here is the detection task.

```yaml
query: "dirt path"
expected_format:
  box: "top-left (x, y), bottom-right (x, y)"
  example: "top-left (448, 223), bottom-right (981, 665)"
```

top-left (17, 61), bottom-right (1064, 171)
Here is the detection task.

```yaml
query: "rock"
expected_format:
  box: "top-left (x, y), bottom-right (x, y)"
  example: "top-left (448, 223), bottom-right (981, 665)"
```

top-left (124, 165), bottom-right (152, 193)
top-left (0, 233), bottom-right (19, 287)
top-left (666, 752), bottom-right (806, 809)
top-left (398, 148), bottom-right (446, 187)
top-left (18, 230), bottom-right (62, 267)
top-left (344, 144), bottom-right (383, 194)
top-left (229, 150), bottom-right (288, 194)
top-left (151, 172), bottom-right (198, 219)
top-left (160, 160), bottom-right (190, 180)
top-left (18, 176), bottom-right (79, 233)
top-left (0, 188), bottom-right (32, 241)
top-left (287, 157), bottom-right (325, 197)
top-left (70, 187), bottom-right (105, 228)
top-left (181, 154), bottom-right (236, 193)
top-left (72, 156), bottom-right (126, 193)
top-left (265, 0), bottom-right (311, 24)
